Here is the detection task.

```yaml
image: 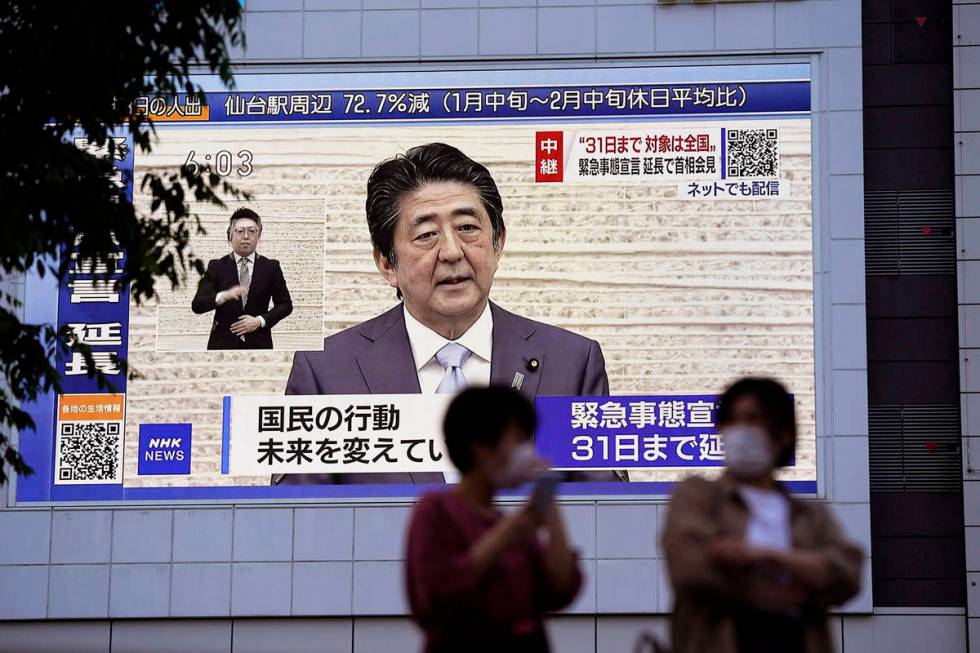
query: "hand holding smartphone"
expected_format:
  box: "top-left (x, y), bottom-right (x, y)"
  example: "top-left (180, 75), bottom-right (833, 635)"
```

top-left (528, 470), bottom-right (565, 515)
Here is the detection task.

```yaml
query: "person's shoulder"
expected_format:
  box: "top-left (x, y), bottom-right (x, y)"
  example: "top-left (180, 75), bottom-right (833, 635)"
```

top-left (491, 303), bottom-right (598, 349)
top-left (415, 490), bottom-right (451, 509)
top-left (289, 307), bottom-right (402, 383)
top-left (411, 491), bottom-right (457, 522)
top-left (201, 256), bottom-right (232, 278)
top-left (312, 304), bottom-right (403, 355)
top-left (257, 254), bottom-right (283, 267)
top-left (675, 474), bottom-right (717, 492)
top-left (789, 494), bottom-right (834, 522)
top-left (670, 474), bottom-right (722, 504)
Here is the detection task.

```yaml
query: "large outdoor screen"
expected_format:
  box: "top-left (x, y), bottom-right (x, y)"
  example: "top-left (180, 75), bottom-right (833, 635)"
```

top-left (18, 63), bottom-right (818, 502)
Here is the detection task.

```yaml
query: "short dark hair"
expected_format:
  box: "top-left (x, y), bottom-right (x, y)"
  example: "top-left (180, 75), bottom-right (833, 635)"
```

top-left (365, 143), bottom-right (505, 266)
top-left (443, 386), bottom-right (536, 473)
top-left (717, 377), bottom-right (797, 467)
top-left (227, 207), bottom-right (262, 241)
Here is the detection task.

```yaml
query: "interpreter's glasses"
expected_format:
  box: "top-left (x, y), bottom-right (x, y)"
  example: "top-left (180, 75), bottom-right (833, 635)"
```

top-left (234, 228), bottom-right (259, 236)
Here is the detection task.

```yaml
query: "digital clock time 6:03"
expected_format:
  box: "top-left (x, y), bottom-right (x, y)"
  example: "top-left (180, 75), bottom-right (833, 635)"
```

top-left (182, 149), bottom-right (254, 177)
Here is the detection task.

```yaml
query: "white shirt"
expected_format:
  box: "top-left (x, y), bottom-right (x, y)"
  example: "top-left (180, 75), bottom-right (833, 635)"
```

top-left (403, 301), bottom-right (493, 393)
top-left (233, 251), bottom-right (256, 267)
top-left (403, 302), bottom-right (493, 483)
top-left (738, 484), bottom-right (792, 551)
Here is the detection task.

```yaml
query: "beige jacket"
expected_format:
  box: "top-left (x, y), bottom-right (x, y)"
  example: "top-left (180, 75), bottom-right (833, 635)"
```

top-left (662, 473), bottom-right (863, 653)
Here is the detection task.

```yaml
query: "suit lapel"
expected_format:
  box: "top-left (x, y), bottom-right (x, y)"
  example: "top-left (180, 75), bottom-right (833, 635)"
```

top-left (355, 305), bottom-right (422, 394)
top-left (222, 253), bottom-right (244, 306)
top-left (353, 302), bottom-right (545, 397)
top-left (245, 255), bottom-right (268, 310)
top-left (222, 254), bottom-right (238, 291)
top-left (489, 302), bottom-right (543, 400)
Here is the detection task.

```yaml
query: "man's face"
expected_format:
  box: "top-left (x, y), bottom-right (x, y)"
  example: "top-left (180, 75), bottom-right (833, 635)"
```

top-left (375, 180), bottom-right (504, 328)
top-left (230, 218), bottom-right (260, 257)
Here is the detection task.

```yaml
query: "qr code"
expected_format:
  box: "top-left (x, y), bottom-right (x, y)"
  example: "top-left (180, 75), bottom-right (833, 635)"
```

top-left (726, 128), bottom-right (779, 178)
top-left (56, 421), bottom-right (122, 483)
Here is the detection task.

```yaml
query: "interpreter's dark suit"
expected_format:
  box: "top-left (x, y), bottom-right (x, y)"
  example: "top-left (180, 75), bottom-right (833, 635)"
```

top-left (191, 253), bottom-right (293, 350)
top-left (277, 301), bottom-right (611, 485)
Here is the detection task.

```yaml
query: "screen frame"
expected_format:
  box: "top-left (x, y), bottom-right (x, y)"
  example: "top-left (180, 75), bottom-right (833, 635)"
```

top-left (10, 53), bottom-right (828, 507)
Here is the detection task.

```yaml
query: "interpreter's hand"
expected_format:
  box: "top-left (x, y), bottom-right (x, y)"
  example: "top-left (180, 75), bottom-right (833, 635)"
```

top-left (231, 315), bottom-right (262, 336)
top-left (708, 537), bottom-right (760, 570)
top-left (224, 285), bottom-right (247, 301)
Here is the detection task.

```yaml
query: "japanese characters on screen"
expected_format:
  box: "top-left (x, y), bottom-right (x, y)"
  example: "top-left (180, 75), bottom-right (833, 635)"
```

top-left (28, 64), bottom-right (817, 501)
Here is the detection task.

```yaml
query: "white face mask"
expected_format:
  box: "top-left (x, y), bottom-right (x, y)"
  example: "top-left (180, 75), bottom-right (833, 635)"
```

top-left (491, 442), bottom-right (538, 488)
top-left (722, 425), bottom-right (775, 479)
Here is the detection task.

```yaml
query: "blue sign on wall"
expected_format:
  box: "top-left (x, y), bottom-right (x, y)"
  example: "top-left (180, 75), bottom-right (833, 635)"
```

top-left (535, 395), bottom-right (724, 469)
top-left (138, 423), bottom-right (192, 475)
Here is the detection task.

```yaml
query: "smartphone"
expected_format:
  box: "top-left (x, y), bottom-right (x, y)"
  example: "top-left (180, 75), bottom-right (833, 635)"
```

top-left (528, 471), bottom-right (564, 514)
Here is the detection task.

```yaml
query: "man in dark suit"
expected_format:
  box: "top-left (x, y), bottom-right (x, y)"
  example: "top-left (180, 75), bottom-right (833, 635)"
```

top-left (286, 302), bottom-right (607, 399)
top-left (192, 207), bottom-right (293, 350)
top-left (277, 143), bottom-right (617, 484)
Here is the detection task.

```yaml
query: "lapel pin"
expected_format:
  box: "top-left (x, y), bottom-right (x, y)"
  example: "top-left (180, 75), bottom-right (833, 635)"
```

top-left (511, 372), bottom-right (525, 391)
top-left (526, 358), bottom-right (539, 372)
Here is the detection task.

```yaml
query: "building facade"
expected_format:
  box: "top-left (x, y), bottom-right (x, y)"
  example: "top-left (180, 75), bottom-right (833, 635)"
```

top-left (0, 0), bottom-right (976, 651)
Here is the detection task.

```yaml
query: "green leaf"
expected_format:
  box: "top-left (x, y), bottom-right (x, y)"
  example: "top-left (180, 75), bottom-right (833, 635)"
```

top-left (0, 0), bottom-right (245, 485)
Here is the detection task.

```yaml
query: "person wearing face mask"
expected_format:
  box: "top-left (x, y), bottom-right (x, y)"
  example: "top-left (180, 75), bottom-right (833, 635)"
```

top-left (405, 386), bottom-right (581, 653)
top-left (662, 377), bottom-right (863, 653)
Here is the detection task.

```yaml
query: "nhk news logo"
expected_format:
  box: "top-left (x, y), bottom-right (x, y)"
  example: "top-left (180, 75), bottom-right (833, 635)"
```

top-left (138, 423), bottom-right (192, 475)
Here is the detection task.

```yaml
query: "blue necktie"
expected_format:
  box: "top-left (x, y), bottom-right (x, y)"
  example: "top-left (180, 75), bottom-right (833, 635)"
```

top-left (435, 342), bottom-right (471, 393)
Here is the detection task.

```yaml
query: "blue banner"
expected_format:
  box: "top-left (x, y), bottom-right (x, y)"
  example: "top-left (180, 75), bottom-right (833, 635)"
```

top-left (535, 395), bottom-right (725, 469)
top-left (137, 81), bottom-right (809, 125)
top-left (55, 132), bottom-right (132, 395)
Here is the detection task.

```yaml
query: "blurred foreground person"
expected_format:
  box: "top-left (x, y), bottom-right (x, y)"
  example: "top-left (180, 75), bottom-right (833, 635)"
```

top-left (663, 378), bottom-right (863, 653)
top-left (405, 386), bottom-right (581, 653)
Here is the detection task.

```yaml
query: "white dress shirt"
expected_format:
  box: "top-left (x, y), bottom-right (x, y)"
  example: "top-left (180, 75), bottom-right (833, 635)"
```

top-left (403, 301), bottom-right (493, 393)
top-left (404, 302), bottom-right (493, 483)
top-left (215, 252), bottom-right (265, 327)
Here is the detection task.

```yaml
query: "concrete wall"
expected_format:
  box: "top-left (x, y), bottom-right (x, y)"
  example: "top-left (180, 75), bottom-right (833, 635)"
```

top-left (955, 0), bottom-right (980, 650)
top-left (3, 0), bottom-right (961, 651)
